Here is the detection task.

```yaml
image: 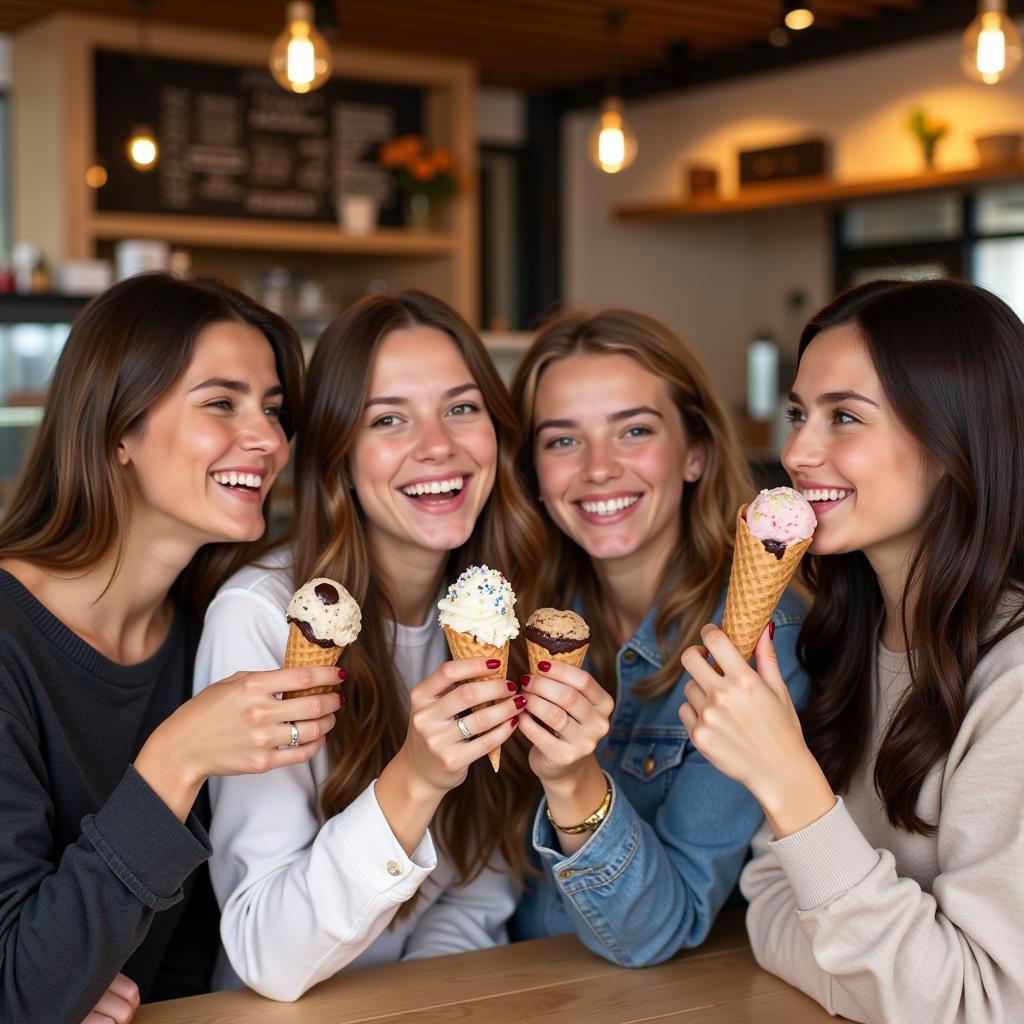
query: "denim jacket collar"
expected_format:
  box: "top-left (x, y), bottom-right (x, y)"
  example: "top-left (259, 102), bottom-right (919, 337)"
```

top-left (619, 591), bottom-right (728, 672)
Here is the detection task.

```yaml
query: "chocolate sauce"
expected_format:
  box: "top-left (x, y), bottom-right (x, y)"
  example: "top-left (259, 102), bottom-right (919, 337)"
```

top-left (314, 582), bottom-right (339, 605)
top-left (286, 617), bottom-right (336, 648)
top-left (761, 539), bottom-right (787, 561)
top-left (523, 624), bottom-right (589, 654)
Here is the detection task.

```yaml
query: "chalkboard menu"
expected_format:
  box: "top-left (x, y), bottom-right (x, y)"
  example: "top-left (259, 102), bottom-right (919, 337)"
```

top-left (94, 50), bottom-right (424, 226)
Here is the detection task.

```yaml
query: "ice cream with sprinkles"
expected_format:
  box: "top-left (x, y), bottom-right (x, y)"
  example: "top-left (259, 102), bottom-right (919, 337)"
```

top-left (437, 565), bottom-right (520, 646)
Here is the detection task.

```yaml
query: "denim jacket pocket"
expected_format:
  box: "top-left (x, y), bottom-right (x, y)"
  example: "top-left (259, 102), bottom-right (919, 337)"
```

top-left (618, 726), bottom-right (687, 785)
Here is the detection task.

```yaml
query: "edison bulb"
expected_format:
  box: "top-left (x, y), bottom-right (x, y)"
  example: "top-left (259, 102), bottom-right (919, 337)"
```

top-left (85, 162), bottom-right (108, 189)
top-left (270, 1), bottom-right (333, 94)
top-left (961, 1), bottom-right (1022, 84)
top-left (588, 97), bottom-right (638, 174)
top-left (127, 125), bottom-right (158, 171)
top-left (784, 5), bottom-right (814, 31)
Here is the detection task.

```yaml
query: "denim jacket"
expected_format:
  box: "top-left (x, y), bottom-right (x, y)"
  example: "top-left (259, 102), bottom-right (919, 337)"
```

top-left (511, 585), bottom-right (810, 966)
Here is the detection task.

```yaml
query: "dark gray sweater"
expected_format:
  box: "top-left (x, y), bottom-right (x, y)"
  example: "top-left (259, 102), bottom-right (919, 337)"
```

top-left (0, 570), bottom-right (217, 1023)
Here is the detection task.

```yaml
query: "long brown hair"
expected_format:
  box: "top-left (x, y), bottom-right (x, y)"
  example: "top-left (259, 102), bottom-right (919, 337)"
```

top-left (0, 273), bottom-right (303, 615)
top-left (797, 279), bottom-right (1024, 833)
top-left (268, 290), bottom-right (545, 890)
top-left (512, 310), bottom-right (752, 700)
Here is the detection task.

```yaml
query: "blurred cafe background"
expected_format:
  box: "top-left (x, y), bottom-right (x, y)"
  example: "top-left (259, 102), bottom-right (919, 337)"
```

top-left (2, 0), bottom-right (1024, 510)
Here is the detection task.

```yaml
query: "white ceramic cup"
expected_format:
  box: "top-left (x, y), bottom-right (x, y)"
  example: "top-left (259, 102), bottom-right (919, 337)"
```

top-left (338, 194), bottom-right (379, 234)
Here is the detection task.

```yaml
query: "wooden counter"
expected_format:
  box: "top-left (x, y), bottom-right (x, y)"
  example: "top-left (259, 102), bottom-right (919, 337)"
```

top-left (135, 910), bottom-right (833, 1024)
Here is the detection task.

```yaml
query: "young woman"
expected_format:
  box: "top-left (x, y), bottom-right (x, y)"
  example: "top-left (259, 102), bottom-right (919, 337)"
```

top-left (194, 291), bottom-right (547, 1001)
top-left (0, 274), bottom-right (342, 1024)
top-left (508, 310), bottom-right (810, 965)
top-left (679, 279), bottom-right (1024, 1022)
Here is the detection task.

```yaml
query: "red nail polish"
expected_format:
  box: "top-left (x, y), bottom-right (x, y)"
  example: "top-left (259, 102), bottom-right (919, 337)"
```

top-left (338, 669), bottom-right (348, 681)
top-left (514, 695), bottom-right (527, 709)
top-left (339, 693), bottom-right (347, 705)
top-left (519, 674), bottom-right (531, 686)
top-left (538, 660), bottom-right (551, 673)
top-left (768, 621), bottom-right (775, 641)
top-left (507, 681), bottom-right (518, 692)
top-left (510, 716), bottom-right (520, 728)
top-left (486, 658), bottom-right (501, 670)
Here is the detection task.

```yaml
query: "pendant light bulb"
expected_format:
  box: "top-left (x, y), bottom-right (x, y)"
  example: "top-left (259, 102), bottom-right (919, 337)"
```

top-left (588, 97), bottom-right (638, 174)
top-left (127, 124), bottom-right (158, 171)
top-left (783, 2), bottom-right (814, 31)
top-left (270, 1), bottom-right (333, 94)
top-left (961, 0), bottom-right (1022, 84)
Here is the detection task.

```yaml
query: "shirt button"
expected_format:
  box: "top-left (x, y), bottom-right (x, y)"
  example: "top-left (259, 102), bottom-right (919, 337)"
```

top-left (386, 860), bottom-right (402, 876)
top-left (643, 756), bottom-right (656, 774)
top-left (622, 649), bottom-right (637, 665)
top-left (558, 869), bottom-right (572, 879)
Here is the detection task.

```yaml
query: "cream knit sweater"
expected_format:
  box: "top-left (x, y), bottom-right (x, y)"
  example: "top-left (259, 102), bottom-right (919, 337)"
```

top-left (741, 626), bottom-right (1024, 1023)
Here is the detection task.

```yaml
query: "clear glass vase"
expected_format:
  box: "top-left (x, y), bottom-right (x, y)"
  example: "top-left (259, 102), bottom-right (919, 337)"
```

top-left (403, 192), bottom-right (432, 231)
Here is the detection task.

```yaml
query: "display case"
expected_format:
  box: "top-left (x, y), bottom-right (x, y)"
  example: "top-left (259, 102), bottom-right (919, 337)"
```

top-left (0, 294), bottom-right (90, 510)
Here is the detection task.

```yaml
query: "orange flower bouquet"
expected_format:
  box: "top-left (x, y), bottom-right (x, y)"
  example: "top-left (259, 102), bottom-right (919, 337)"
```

top-left (378, 135), bottom-right (459, 229)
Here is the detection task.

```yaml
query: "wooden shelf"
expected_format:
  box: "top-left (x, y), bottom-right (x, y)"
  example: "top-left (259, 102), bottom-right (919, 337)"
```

top-left (87, 212), bottom-right (456, 256)
top-left (616, 160), bottom-right (1024, 221)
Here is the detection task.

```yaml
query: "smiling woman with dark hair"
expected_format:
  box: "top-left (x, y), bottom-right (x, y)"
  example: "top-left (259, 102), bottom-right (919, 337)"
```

top-left (679, 278), bottom-right (1024, 1023)
top-left (0, 273), bottom-right (342, 1024)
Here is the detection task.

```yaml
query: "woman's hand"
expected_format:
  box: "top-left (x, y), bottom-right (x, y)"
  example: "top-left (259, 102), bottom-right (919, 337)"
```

top-left (81, 973), bottom-right (139, 1024)
top-left (375, 657), bottom-right (520, 855)
top-left (679, 624), bottom-right (834, 837)
top-left (135, 666), bottom-right (344, 821)
top-left (517, 659), bottom-right (613, 786)
top-left (400, 657), bottom-right (521, 796)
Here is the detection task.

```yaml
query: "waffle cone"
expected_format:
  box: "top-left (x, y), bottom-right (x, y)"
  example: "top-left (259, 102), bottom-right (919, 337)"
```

top-left (283, 622), bottom-right (343, 698)
top-left (526, 638), bottom-right (589, 675)
top-left (722, 504), bottom-right (812, 661)
top-left (442, 625), bottom-right (508, 772)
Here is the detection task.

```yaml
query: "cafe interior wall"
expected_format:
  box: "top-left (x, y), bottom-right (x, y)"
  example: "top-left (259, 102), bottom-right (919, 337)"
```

top-left (562, 24), bottom-right (1024, 413)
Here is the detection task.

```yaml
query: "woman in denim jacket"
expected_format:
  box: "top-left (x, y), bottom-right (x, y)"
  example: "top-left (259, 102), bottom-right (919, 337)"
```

top-left (508, 310), bottom-right (810, 965)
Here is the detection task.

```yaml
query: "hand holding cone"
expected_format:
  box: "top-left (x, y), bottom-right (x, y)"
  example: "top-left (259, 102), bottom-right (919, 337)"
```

top-left (437, 566), bottom-right (520, 772)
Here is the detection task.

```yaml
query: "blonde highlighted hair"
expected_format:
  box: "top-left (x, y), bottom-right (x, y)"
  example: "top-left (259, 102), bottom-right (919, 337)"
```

top-left (512, 309), bottom-right (751, 700)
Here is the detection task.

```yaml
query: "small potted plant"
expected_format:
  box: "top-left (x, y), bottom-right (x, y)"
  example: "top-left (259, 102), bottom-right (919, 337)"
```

top-left (378, 134), bottom-right (459, 230)
top-left (906, 107), bottom-right (950, 169)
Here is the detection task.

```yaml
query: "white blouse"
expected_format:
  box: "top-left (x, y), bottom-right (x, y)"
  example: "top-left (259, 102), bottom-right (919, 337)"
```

top-left (193, 548), bottom-right (518, 1001)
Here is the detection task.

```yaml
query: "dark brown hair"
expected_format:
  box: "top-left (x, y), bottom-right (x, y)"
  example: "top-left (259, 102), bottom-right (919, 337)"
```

top-left (0, 272), bottom-right (303, 614)
top-left (797, 278), bottom-right (1024, 833)
top-left (511, 309), bottom-right (752, 700)
top-left (267, 290), bottom-right (545, 891)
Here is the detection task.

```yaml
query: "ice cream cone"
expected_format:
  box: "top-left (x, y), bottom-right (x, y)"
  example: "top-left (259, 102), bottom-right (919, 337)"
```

top-left (443, 625), bottom-right (508, 772)
top-left (723, 504), bottom-right (812, 660)
top-left (526, 638), bottom-right (589, 675)
top-left (283, 622), bottom-right (343, 698)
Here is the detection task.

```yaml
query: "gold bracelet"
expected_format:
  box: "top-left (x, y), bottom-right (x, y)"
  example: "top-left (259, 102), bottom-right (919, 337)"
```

top-left (546, 783), bottom-right (613, 835)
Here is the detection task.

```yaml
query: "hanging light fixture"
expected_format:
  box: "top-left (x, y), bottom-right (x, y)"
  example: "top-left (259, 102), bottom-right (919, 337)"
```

top-left (270, 1), bottom-right (333, 94)
top-left (85, 160), bottom-right (109, 189)
top-left (127, 126), bottom-right (159, 171)
top-left (588, 9), bottom-right (638, 174)
top-left (961, 0), bottom-right (1022, 84)
top-left (125, 0), bottom-right (158, 172)
top-left (783, 2), bottom-right (814, 31)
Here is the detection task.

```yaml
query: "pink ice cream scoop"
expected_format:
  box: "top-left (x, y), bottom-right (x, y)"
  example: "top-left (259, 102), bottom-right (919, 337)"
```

top-left (746, 487), bottom-right (816, 552)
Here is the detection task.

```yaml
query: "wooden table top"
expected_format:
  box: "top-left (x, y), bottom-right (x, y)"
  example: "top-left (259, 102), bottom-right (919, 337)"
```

top-left (135, 910), bottom-right (833, 1023)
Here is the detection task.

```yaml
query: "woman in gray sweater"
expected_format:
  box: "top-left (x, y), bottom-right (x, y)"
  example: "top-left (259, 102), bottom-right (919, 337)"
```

top-left (677, 278), bottom-right (1024, 1023)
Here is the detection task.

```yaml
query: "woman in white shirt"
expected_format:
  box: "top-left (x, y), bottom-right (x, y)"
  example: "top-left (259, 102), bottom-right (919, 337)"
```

top-left (194, 290), bottom-right (546, 1001)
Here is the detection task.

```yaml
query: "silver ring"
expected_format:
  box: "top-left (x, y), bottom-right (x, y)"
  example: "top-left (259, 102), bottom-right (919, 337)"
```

top-left (457, 717), bottom-right (473, 740)
top-left (288, 722), bottom-right (300, 748)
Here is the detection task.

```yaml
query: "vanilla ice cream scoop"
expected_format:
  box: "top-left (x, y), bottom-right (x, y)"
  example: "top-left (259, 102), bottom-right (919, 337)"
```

top-left (287, 578), bottom-right (362, 648)
top-left (746, 487), bottom-right (816, 555)
top-left (437, 565), bottom-right (520, 646)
